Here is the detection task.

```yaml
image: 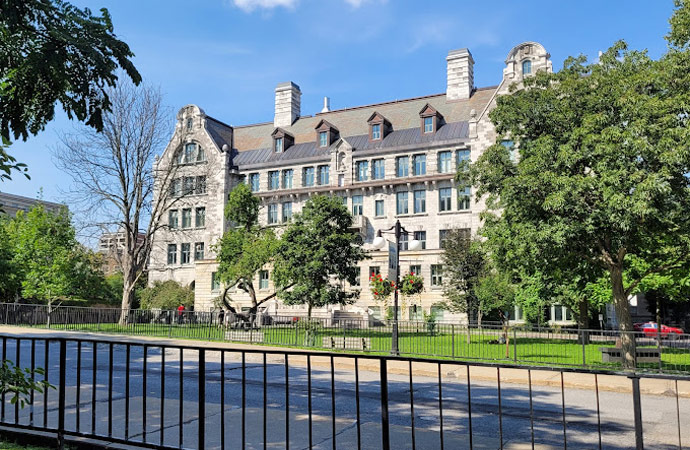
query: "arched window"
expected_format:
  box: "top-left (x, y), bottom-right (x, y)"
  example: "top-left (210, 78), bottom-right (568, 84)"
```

top-left (175, 143), bottom-right (205, 165)
top-left (522, 59), bottom-right (532, 75)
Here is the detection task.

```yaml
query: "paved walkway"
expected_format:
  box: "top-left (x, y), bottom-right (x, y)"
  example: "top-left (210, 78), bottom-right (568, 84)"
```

top-left (0, 325), bottom-right (688, 398)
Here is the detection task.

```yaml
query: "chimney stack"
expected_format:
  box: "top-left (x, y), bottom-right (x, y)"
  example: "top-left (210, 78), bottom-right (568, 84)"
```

top-left (274, 81), bottom-right (301, 128)
top-left (321, 96), bottom-right (331, 113)
top-left (446, 48), bottom-right (474, 101)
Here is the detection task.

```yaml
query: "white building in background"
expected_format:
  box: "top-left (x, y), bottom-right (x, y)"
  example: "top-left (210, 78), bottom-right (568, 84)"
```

top-left (148, 42), bottom-right (577, 324)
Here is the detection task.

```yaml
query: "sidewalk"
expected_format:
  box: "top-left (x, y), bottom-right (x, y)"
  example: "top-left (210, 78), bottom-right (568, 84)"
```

top-left (1, 325), bottom-right (688, 398)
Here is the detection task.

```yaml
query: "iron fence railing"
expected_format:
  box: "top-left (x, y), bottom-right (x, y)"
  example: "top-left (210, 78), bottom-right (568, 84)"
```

top-left (0, 333), bottom-right (687, 449)
top-left (0, 303), bottom-right (689, 374)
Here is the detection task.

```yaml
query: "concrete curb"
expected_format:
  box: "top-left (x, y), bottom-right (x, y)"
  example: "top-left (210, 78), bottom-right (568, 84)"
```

top-left (1, 326), bottom-right (688, 398)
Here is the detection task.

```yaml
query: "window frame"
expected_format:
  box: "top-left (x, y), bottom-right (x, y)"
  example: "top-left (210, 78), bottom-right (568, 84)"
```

top-left (372, 159), bottom-right (385, 180)
top-left (438, 151), bottom-right (452, 173)
top-left (182, 208), bottom-right (192, 228)
top-left (375, 199), bottom-right (385, 217)
top-left (355, 160), bottom-right (369, 182)
top-left (303, 167), bottom-right (315, 187)
top-left (396, 191), bottom-right (409, 215)
top-left (167, 244), bottom-right (177, 265)
top-left (282, 169), bottom-right (294, 189)
top-left (439, 187), bottom-right (452, 212)
top-left (195, 207), bottom-right (205, 228)
top-left (423, 116), bottom-right (434, 133)
top-left (431, 264), bottom-right (443, 287)
top-left (413, 189), bottom-right (426, 214)
top-left (396, 156), bottom-right (409, 178)
top-left (413, 154), bottom-right (426, 176)
top-left (194, 242), bottom-right (205, 261)
top-left (351, 195), bottom-right (363, 216)
top-left (267, 203), bottom-right (279, 225)
top-left (181, 243), bottom-right (191, 264)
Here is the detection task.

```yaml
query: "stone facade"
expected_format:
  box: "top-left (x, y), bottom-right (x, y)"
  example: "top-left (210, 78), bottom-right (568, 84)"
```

top-left (148, 41), bottom-right (556, 322)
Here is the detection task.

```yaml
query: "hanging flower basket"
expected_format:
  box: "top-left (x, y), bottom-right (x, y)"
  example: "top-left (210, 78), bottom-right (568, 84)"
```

top-left (400, 272), bottom-right (424, 297)
top-left (370, 274), bottom-right (394, 301)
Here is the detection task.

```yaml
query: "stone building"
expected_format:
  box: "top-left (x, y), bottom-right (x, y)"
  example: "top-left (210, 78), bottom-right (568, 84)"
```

top-left (0, 192), bottom-right (65, 217)
top-left (148, 41), bottom-right (570, 323)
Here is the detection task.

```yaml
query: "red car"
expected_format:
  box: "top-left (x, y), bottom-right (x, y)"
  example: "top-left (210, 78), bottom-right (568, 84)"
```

top-left (633, 322), bottom-right (684, 337)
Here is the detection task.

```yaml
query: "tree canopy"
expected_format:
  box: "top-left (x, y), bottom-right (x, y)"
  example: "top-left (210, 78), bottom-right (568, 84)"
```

top-left (470, 2), bottom-right (690, 367)
top-left (272, 195), bottom-right (367, 317)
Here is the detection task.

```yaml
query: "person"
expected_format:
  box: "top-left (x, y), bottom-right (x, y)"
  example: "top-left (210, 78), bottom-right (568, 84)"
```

top-left (177, 304), bottom-right (184, 324)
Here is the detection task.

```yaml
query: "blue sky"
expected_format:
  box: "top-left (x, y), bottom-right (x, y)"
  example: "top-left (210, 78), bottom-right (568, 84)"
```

top-left (2, 0), bottom-right (677, 207)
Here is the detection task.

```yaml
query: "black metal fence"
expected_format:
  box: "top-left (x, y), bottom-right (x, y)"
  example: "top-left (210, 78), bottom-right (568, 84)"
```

top-left (1, 303), bottom-right (689, 374)
top-left (0, 333), bottom-right (687, 449)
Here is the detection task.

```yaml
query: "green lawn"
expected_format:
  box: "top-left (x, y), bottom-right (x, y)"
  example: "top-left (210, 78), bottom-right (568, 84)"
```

top-left (31, 321), bottom-right (690, 372)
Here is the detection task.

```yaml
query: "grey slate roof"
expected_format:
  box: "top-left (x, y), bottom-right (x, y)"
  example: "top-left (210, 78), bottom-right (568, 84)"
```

top-left (233, 120), bottom-right (469, 170)
top-left (205, 117), bottom-right (234, 151)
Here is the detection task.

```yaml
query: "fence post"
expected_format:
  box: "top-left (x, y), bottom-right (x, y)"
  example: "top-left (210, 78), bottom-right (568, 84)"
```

top-left (451, 324), bottom-right (455, 359)
top-left (581, 329), bottom-right (586, 367)
top-left (380, 358), bottom-right (390, 450)
top-left (513, 327), bottom-right (517, 362)
top-left (97, 309), bottom-right (101, 331)
top-left (198, 348), bottom-right (206, 449)
top-left (57, 339), bottom-right (66, 450)
top-left (168, 312), bottom-right (173, 338)
top-left (629, 375), bottom-right (644, 450)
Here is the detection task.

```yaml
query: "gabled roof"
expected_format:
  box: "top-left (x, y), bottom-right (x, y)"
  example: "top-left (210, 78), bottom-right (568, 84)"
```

top-left (419, 103), bottom-right (439, 117)
top-left (205, 117), bottom-right (234, 151)
top-left (315, 119), bottom-right (339, 131)
top-left (366, 111), bottom-right (390, 125)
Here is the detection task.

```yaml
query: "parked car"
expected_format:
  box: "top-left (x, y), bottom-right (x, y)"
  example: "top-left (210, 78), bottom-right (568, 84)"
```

top-left (634, 322), bottom-right (684, 337)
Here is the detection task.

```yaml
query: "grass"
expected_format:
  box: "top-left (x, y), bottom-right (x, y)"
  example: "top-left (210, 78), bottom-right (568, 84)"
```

top-left (28, 321), bottom-right (690, 373)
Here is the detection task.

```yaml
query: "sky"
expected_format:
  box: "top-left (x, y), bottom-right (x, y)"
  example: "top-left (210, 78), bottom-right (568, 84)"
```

top-left (2, 0), bottom-right (678, 210)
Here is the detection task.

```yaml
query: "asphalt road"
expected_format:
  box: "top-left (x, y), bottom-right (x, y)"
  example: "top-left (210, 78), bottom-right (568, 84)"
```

top-left (1, 340), bottom-right (688, 449)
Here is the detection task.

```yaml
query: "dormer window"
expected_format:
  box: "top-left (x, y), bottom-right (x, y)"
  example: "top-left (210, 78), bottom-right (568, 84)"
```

top-left (424, 117), bottom-right (433, 133)
top-left (372, 124), bottom-right (381, 140)
top-left (522, 60), bottom-right (532, 75)
top-left (419, 104), bottom-right (443, 134)
top-left (186, 118), bottom-right (193, 130)
top-left (272, 128), bottom-right (294, 153)
top-left (367, 112), bottom-right (391, 142)
top-left (315, 120), bottom-right (339, 148)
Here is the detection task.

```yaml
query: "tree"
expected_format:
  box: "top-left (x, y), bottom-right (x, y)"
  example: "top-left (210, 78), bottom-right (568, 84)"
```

top-left (441, 233), bottom-right (486, 342)
top-left (272, 195), bottom-right (367, 319)
top-left (54, 82), bottom-right (183, 324)
top-left (475, 268), bottom-right (515, 358)
top-left (140, 280), bottom-right (194, 311)
top-left (470, 3), bottom-right (690, 368)
top-left (4, 205), bottom-right (107, 310)
top-left (214, 183), bottom-right (279, 323)
top-left (0, 0), bottom-right (140, 179)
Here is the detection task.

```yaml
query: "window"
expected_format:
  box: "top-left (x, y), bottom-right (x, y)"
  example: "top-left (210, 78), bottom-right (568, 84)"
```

top-left (282, 169), bottom-right (293, 189)
top-left (439, 229), bottom-right (450, 249)
top-left (438, 151), bottom-right (452, 173)
top-left (371, 124), bottom-right (381, 140)
top-left (186, 118), bottom-right (193, 131)
top-left (303, 167), bottom-right (315, 187)
top-left (170, 178), bottom-right (182, 197)
top-left (370, 306), bottom-right (381, 319)
top-left (413, 189), bottom-right (426, 214)
top-left (184, 143), bottom-right (195, 163)
top-left (182, 209), bottom-right (192, 228)
top-left (431, 304), bottom-right (446, 320)
top-left (195, 242), bottom-right (204, 260)
top-left (431, 265), bottom-right (443, 286)
top-left (501, 140), bottom-right (517, 162)
top-left (352, 267), bottom-right (361, 286)
top-left (282, 202), bottom-right (292, 222)
top-left (413, 154), bottom-right (426, 176)
top-left (195, 207), bottom-right (205, 228)
top-left (424, 117), bottom-right (433, 133)
top-left (168, 210), bottom-right (179, 229)
top-left (375, 199), bottom-right (385, 217)
top-left (409, 305), bottom-right (423, 321)
top-left (369, 266), bottom-right (380, 277)
top-left (352, 195), bottom-right (363, 216)
top-left (400, 233), bottom-right (409, 251)
top-left (183, 177), bottom-right (195, 196)
top-left (167, 244), bottom-right (177, 265)
top-left (269, 171), bottom-right (280, 190)
top-left (372, 159), bottom-right (385, 180)
top-left (396, 156), bottom-right (409, 177)
top-left (319, 131), bottom-right (328, 148)
top-left (414, 231), bottom-right (426, 249)
top-left (522, 60), bottom-right (532, 75)
top-left (196, 146), bottom-right (206, 162)
top-left (338, 174), bottom-right (345, 186)
top-left (195, 176), bottom-right (206, 195)
top-left (181, 243), bottom-right (191, 264)
top-left (409, 265), bottom-right (422, 277)
top-left (275, 137), bottom-right (283, 153)
top-left (458, 186), bottom-right (471, 210)
top-left (387, 306), bottom-right (401, 320)
top-left (268, 204), bottom-right (278, 224)
top-left (457, 148), bottom-right (470, 169)
top-left (439, 188), bottom-right (452, 212)
top-left (249, 173), bottom-right (260, 192)
top-left (356, 161), bottom-right (369, 182)
top-left (259, 270), bottom-right (269, 290)
top-left (318, 165), bottom-right (330, 185)
top-left (396, 191), bottom-right (408, 215)
top-left (211, 272), bottom-right (220, 292)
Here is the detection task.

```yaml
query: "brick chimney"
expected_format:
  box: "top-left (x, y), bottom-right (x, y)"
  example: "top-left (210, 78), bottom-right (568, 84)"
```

top-left (446, 48), bottom-right (474, 101)
top-left (274, 81), bottom-right (301, 128)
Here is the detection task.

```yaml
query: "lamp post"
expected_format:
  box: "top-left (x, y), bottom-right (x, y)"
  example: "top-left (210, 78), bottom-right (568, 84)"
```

top-left (372, 220), bottom-right (422, 355)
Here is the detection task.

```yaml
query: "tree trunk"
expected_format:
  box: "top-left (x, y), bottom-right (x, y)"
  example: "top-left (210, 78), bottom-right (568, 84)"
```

top-left (466, 301), bottom-right (472, 344)
top-left (577, 298), bottom-right (591, 345)
top-left (610, 264), bottom-right (636, 369)
top-left (119, 270), bottom-right (137, 326)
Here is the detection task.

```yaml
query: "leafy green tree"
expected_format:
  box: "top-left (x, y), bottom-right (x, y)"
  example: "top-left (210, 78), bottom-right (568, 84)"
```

top-left (214, 183), bottom-right (279, 321)
top-left (139, 280), bottom-right (193, 310)
top-left (0, 216), bottom-right (21, 301)
top-left (470, 3), bottom-right (690, 368)
top-left (273, 195), bottom-right (367, 318)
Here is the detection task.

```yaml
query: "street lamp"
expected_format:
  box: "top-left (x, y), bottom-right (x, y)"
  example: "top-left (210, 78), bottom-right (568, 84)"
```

top-left (372, 219), bottom-right (421, 355)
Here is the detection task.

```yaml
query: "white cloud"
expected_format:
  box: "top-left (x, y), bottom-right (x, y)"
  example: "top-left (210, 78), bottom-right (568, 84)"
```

top-left (343, 0), bottom-right (387, 7)
top-left (231, 0), bottom-right (298, 13)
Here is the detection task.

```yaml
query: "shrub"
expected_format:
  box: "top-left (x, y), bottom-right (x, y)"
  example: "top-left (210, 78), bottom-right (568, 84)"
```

top-left (140, 280), bottom-right (194, 310)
